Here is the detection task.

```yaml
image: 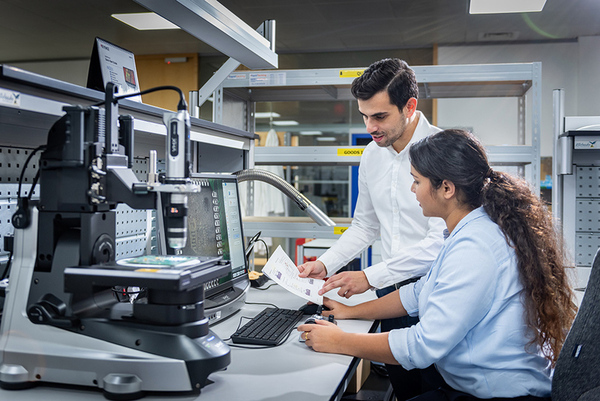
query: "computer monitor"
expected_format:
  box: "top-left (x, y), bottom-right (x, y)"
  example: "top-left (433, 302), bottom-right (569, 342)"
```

top-left (87, 37), bottom-right (142, 102)
top-left (181, 173), bottom-right (250, 324)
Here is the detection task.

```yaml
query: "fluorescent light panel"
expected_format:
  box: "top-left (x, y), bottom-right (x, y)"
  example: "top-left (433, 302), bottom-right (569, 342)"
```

top-left (112, 12), bottom-right (180, 30)
top-left (316, 137), bottom-right (337, 142)
top-left (254, 112), bottom-right (281, 119)
top-left (299, 131), bottom-right (323, 136)
top-left (469, 0), bottom-right (546, 14)
top-left (272, 120), bottom-right (299, 126)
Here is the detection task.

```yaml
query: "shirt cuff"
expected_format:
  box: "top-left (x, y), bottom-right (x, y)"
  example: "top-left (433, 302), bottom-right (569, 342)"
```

top-left (388, 328), bottom-right (417, 369)
top-left (398, 282), bottom-right (419, 317)
top-left (317, 253), bottom-right (341, 277)
top-left (363, 262), bottom-right (389, 288)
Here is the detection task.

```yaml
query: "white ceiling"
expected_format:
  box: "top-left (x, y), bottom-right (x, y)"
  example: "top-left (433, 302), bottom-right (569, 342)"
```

top-left (0, 0), bottom-right (599, 64)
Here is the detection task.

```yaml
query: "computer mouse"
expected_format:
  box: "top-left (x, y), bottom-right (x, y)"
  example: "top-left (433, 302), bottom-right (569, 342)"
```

top-left (304, 314), bottom-right (336, 325)
top-left (298, 303), bottom-right (319, 315)
top-left (298, 303), bottom-right (329, 315)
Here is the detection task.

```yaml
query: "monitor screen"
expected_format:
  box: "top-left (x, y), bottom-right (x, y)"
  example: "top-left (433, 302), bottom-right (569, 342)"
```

top-left (182, 173), bottom-right (248, 287)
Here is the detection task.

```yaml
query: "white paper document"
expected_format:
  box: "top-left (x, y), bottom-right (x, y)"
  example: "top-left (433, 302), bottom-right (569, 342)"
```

top-left (262, 246), bottom-right (325, 304)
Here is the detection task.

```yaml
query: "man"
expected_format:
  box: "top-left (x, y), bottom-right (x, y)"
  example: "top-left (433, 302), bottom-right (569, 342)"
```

top-left (297, 58), bottom-right (446, 400)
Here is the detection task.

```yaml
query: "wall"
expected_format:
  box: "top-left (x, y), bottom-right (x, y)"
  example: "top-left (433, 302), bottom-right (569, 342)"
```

top-left (437, 35), bottom-right (600, 157)
top-left (135, 53), bottom-right (198, 111)
top-left (10, 59), bottom-right (90, 86)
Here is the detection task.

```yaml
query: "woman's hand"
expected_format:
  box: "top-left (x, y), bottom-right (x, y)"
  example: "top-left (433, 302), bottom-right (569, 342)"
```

top-left (321, 297), bottom-right (355, 320)
top-left (298, 319), bottom-right (345, 353)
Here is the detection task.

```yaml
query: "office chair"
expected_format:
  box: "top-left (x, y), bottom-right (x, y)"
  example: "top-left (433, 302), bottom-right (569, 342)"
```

top-left (552, 247), bottom-right (600, 401)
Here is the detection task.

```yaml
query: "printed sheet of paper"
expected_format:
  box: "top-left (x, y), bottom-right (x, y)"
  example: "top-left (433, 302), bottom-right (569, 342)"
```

top-left (262, 246), bottom-right (325, 304)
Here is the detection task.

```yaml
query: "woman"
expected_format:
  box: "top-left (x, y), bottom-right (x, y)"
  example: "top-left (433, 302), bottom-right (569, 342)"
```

top-left (298, 129), bottom-right (577, 400)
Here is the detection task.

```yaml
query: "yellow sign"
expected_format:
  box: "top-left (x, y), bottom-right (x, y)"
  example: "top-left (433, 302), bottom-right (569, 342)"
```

top-left (334, 227), bottom-right (349, 235)
top-left (337, 148), bottom-right (364, 156)
top-left (339, 69), bottom-right (364, 78)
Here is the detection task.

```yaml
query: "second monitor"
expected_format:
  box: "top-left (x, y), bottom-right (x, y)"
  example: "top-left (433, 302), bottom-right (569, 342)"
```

top-left (179, 173), bottom-right (250, 324)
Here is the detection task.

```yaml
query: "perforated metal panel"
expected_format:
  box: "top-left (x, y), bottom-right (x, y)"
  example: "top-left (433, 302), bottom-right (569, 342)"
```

top-left (575, 166), bottom-right (600, 267)
top-left (577, 234), bottom-right (600, 267)
top-left (576, 200), bottom-right (600, 232)
top-left (0, 149), bottom-right (156, 260)
top-left (0, 146), bottom-right (40, 256)
top-left (115, 204), bottom-right (150, 259)
top-left (576, 166), bottom-right (600, 198)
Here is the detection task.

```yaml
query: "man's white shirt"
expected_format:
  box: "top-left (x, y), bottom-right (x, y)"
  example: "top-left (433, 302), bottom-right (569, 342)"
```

top-left (318, 111), bottom-right (446, 288)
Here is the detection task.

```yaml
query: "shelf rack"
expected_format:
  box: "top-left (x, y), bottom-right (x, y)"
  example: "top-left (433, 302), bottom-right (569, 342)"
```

top-left (214, 62), bottom-right (542, 240)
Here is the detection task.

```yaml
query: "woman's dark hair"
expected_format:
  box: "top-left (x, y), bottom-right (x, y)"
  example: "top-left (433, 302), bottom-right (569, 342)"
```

top-left (351, 58), bottom-right (418, 111)
top-left (409, 129), bottom-right (577, 365)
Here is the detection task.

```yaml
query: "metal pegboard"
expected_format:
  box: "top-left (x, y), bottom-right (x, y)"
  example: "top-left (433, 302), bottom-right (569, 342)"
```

top-left (115, 234), bottom-right (149, 259)
top-left (576, 234), bottom-right (600, 267)
top-left (115, 204), bottom-right (148, 237)
top-left (0, 146), bottom-right (41, 184)
top-left (115, 206), bottom-right (149, 258)
top-left (577, 166), bottom-right (600, 198)
top-left (1, 154), bottom-right (157, 258)
top-left (0, 198), bottom-right (15, 254)
top-left (576, 200), bottom-right (600, 232)
top-left (0, 144), bottom-right (41, 254)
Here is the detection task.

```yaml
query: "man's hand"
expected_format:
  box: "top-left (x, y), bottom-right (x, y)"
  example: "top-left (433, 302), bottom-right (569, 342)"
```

top-left (318, 271), bottom-right (371, 298)
top-left (298, 260), bottom-right (328, 279)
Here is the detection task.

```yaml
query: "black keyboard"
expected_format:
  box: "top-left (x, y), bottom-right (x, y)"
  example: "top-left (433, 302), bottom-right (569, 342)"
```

top-left (231, 307), bottom-right (304, 346)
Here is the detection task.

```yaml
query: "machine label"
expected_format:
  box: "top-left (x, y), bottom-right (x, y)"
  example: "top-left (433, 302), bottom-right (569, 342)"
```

top-left (574, 137), bottom-right (600, 149)
top-left (339, 69), bottom-right (364, 78)
top-left (0, 88), bottom-right (21, 107)
top-left (249, 72), bottom-right (286, 86)
top-left (337, 148), bottom-right (364, 156)
top-left (170, 121), bottom-right (179, 156)
top-left (334, 227), bottom-right (348, 235)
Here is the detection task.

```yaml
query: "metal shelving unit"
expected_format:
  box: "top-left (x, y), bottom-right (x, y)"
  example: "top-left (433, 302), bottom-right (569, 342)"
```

top-left (214, 62), bottom-right (542, 239)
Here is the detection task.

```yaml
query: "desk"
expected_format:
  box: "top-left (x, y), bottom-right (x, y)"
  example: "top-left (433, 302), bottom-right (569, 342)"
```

top-left (0, 283), bottom-right (377, 401)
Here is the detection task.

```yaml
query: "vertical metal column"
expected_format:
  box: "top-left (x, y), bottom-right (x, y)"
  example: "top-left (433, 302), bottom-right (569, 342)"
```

top-left (517, 95), bottom-right (526, 179)
top-left (213, 84), bottom-right (224, 124)
top-left (531, 62), bottom-right (542, 196)
top-left (552, 89), bottom-right (566, 225)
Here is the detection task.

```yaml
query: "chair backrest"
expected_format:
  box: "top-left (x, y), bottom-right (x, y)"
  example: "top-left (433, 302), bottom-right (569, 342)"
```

top-left (552, 247), bottom-right (600, 401)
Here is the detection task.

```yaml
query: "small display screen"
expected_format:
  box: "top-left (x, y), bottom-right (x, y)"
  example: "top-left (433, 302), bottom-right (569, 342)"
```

top-left (181, 175), bottom-right (248, 280)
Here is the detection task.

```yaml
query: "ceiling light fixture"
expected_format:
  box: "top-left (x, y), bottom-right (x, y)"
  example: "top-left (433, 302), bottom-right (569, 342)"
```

top-left (254, 112), bottom-right (281, 119)
top-left (299, 131), bottom-right (323, 136)
top-left (112, 12), bottom-right (180, 30)
top-left (469, 0), bottom-right (546, 14)
top-left (316, 137), bottom-right (337, 142)
top-left (271, 120), bottom-right (299, 126)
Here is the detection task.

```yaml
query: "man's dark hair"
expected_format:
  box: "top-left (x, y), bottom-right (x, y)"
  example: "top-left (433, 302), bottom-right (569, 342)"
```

top-left (351, 58), bottom-right (419, 110)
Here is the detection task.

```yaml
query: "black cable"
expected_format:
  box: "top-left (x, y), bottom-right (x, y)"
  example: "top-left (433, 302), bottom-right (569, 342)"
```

top-left (0, 143), bottom-right (39, 278)
top-left (94, 85), bottom-right (187, 111)
top-left (256, 238), bottom-right (269, 260)
top-left (243, 300), bottom-right (279, 309)
top-left (252, 282), bottom-right (278, 291)
top-left (27, 168), bottom-right (41, 200)
top-left (17, 145), bottom-right (46, 199)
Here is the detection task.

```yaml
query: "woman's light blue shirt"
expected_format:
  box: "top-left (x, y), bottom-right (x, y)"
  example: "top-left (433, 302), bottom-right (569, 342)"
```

top-left (388, 207), bottom-right (552, 398)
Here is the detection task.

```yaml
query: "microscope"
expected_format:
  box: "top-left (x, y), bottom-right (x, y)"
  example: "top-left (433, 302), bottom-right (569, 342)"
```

top-left (0, 83), bottom-right (231, 400)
